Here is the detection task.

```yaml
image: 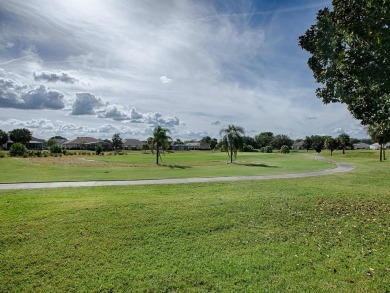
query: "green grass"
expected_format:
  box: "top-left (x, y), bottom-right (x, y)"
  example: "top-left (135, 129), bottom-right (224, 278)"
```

top-left (0, 151), bottom-right (388, 292)
top-left (0, 151), bottom-right (333, 183)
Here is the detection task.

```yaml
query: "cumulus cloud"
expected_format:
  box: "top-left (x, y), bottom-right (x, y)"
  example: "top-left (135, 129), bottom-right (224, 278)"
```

top-left (159, 76), bottom-right (173, 84)
top-left (69, 92), bottom-right (182, 127)
top-left (33, 71), bottom-right (78, 83)
top-left (70, 92), bottom-right (104, 115)
top-left (129, 107), bottom-right (143, 120)
top-left (98, 124), bottom-right (119, 133)
top-left (144, 112), bottom-right (180, 127)
top-left (0, 78), bottom-right (65, 110)
top-left (23, 85), bottom-right (65, 109)
top-left (96, 104), bottom-right (129, 121)
top-left (333, 128), bottom-right (345, 134)
top-left (1, 118), bottom-right (55, 129)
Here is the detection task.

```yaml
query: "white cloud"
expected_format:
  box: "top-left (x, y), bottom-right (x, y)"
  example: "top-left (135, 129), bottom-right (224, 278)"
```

top-left (70, 92), bottom-right (104, 115)
top-left (33, 71), bottom-right (78, 83)
top-left (0, 78), bottom-right (65, 110)
top-left (159, 76), bottom-right (173, 84)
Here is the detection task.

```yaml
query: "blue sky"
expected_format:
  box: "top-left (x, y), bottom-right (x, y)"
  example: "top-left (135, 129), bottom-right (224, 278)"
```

top-left (0, 0), bottom-right (368, 140)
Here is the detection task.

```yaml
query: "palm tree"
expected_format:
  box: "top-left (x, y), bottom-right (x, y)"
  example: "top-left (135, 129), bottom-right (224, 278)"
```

top-left (367, 123), bottom-right (390, 161)
top-left (337, 133), bottom-right (350, 154)
top-left (324, 136), bottom-right (338, 156)
top-left (150, 125), bottom-right (172, 165)
top-left (219, 124), bottom-right (245, 163)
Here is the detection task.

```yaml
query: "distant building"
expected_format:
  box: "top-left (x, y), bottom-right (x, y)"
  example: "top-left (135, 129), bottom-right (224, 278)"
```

top-left (171, 141), bottom-right (189, 151)
top-left (369, 143), bottom-right (380, 150)
top-left (186, 141), bottom-right (211, 150)
top-left (353, 142), bottom-right (370, 150)
top-left (3, 137), bottom-right (46, 150)
top-left (123, 139), bottom-right (143, 150)
top-left (292, 141), bottom-right (304, 150)
top-left (62, 137), bottom-right (111, 151)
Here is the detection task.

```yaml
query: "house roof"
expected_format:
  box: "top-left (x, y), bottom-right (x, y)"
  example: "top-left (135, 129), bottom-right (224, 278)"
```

top-left (293, 141), bottom-right (304, 146)
top-left (63, 137), bottom-right (100, 145)
top-left (123, 139), bottom-right (143, 146)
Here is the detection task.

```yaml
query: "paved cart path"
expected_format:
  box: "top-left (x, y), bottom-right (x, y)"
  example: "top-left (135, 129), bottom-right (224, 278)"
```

top-left (0, 156), bottom-right (354, 190)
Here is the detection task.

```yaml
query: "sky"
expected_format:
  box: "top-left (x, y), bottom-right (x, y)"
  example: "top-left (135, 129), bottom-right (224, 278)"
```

top-left (0, 0), bottom-right (369, 141)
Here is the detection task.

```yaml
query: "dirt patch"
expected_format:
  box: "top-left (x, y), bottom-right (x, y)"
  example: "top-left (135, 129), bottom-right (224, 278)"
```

top-left (20, 156), bottom-right (114, 167)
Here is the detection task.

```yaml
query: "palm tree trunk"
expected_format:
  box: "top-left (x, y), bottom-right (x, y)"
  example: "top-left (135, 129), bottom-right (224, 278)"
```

top-left (156, 142), bottom-right (159, 165)
top-left (380, 144), bottom-right (383, 162)
top-left (230, 140), bottom-right (233, 163)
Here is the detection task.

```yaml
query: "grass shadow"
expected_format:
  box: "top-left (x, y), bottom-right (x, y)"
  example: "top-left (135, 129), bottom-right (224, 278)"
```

top-left (236, 162), bottom-right (279, 168)
top-left (161, 164), bottom-right (192, 169)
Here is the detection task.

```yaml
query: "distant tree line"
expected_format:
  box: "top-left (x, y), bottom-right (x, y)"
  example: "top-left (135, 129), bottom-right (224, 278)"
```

top-left (1, 126), bottom-right (389, 161)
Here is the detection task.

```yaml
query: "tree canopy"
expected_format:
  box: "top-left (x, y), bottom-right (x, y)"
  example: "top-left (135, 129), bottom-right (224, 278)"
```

top-left (0, 129), bottom-right (8, 148)
top-left (112, 133), bottom-right (123, 151)
top-left (324, 136), bottom-right (338, 156)
top-left (9, 128), bottom-right (32, 145)
top-left (255, 132), bottom-right (274, 148)
top-left (299, 0), bottom-right (390, 126)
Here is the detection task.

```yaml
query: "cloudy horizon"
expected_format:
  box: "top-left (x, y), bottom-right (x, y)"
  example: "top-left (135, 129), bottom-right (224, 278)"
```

top-left (0, 0), bottom-right (369, 141)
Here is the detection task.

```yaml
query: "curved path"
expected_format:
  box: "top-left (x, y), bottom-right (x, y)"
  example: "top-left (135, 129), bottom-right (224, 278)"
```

top-left (0, 156), bottom-right (354, 190)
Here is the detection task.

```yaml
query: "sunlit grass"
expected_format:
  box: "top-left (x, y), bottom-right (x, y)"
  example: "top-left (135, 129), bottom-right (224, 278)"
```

top-left (0, 151), bottom-right (333, 183)
top-left (0, 151), bottom-right (388, 291)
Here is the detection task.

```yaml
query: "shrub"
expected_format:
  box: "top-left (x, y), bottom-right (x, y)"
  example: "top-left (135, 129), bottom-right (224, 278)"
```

top-left (0, 152), bottom-right (6, 158)
top-left (242, 144), bottom-right (254, 152)
top-left (280, 145), bottom-right (290, 154)
top-left (35, 151), bottom-right (42, 157)
top-left (50, 144), bottom-right (62, 154)
top-left (261, 145), bottom-right (273, 153)
top-left (95, 145), bottom-right (103, 155)
top-left (9, 143), bottom-right (28, 157)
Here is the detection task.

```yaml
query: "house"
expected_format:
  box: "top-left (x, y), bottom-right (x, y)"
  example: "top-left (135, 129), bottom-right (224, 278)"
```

top-left (3, 137), bottom-right (46, 150)
top-left (369, 143), bottom-right (380, 150)
top-left (171, 141), bottom-right (189, 151)
top-left (62, 137), bottom-right (111, 151)
top-left (292, 141), bottom-right (304, 150)
top-left (123, 139), bottom-right (143, 150)
top-left (353, 142), bottom-right (370, 150)
top-left (186, 141), bottom-right (211, 150)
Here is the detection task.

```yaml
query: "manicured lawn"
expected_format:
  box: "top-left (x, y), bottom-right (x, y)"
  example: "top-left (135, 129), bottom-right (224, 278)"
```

top-left (0, 151), bottom-right (332, 183)
top-left (0, 151), bottom-right (388, 291)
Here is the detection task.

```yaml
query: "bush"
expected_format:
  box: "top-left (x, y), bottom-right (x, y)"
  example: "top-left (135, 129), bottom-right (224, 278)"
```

top-left (9, 143), bottom-right (28, 157)
top-left (0, 152), bottom-right (6, 158)
top-left (260, 145), bottom-right (273, 153)
top-left (280, 145), bottom-right (290, 154)
top-left (242, 144), bottom-right (254, 152)
top-left (50, 144), bottom-right (62, 154)
top-left (95, 145), bottom-right (103, 155)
